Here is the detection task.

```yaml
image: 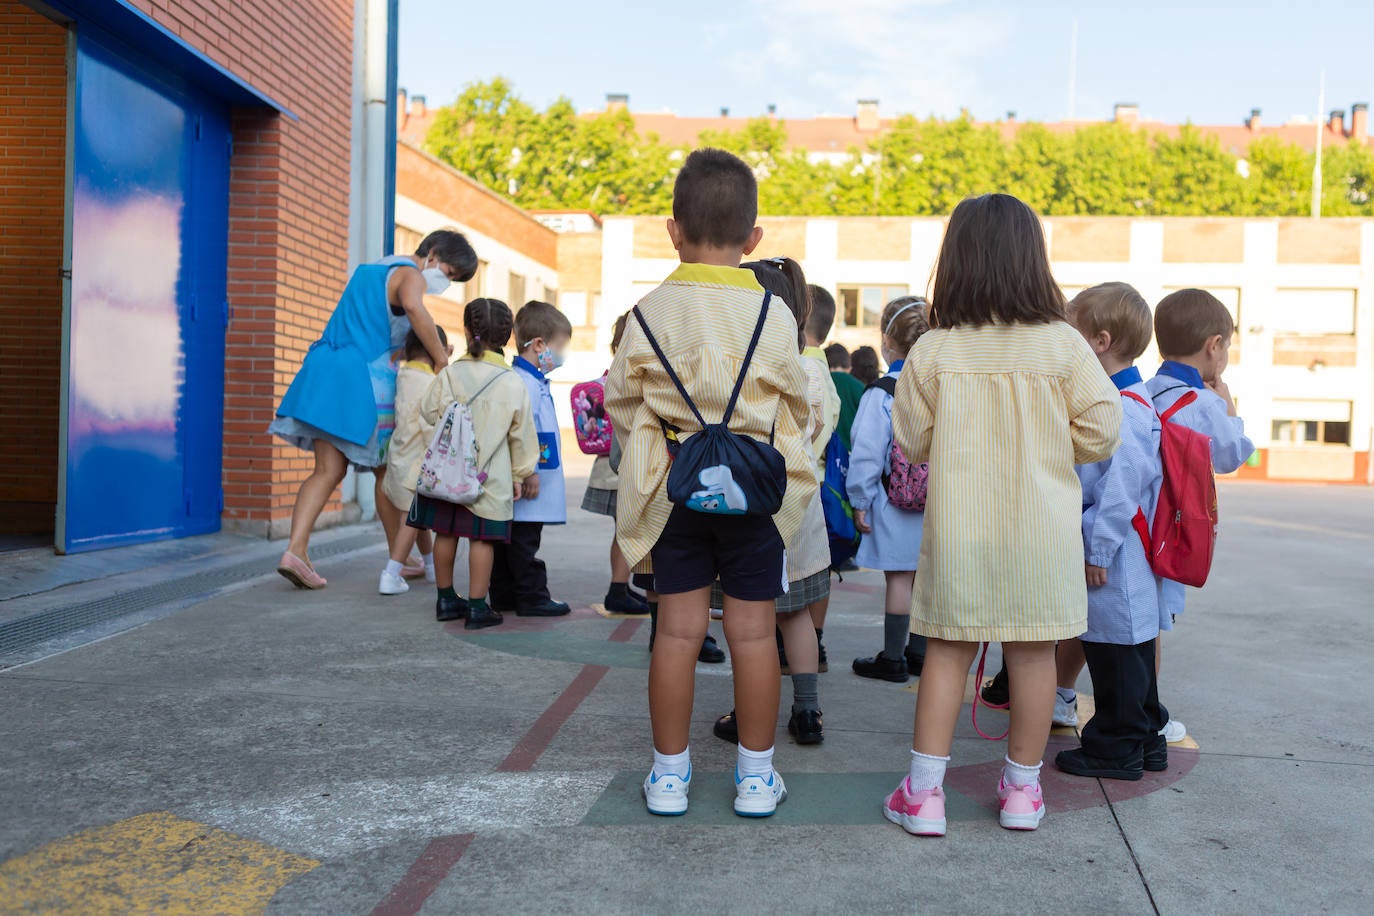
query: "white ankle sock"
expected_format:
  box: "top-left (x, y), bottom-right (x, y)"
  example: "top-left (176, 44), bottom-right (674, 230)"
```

top-left (421, 552), bottom-right (435, 569)
top-left (1056, 687), bottom-right (1076, 703)
top-left (384, 559), bottom-right (403, 577)
top-left (652, 747), bottom-right (690, 779)
top-left (908, 750), bottom-right (950, 791)
top-left (736, 745), bottom-right (774, 779)
top-left (1003, 756), bottom-right (1043, 788)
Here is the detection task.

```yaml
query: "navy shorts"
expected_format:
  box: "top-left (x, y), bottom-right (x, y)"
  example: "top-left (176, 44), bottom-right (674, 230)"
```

top-left (649, 505), bottom-right (786, 601)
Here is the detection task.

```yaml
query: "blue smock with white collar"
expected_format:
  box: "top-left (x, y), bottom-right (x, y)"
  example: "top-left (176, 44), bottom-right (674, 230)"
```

top-left (511, 356), bottom-right (567, 524)
top-left (1078, 367), bottom-right (1163, 645)
top-left (846, 362), bottom-right (924, 571)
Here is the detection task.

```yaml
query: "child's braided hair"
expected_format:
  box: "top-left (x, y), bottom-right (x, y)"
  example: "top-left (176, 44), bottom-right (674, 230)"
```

top-left (464, 297), bottom-right (513, 358)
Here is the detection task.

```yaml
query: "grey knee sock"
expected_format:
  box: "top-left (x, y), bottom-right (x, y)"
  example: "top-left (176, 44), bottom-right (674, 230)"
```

top-left (791, 672), bottom-right (820, 714)
top-left (884, 613), bottom-right (909, 659)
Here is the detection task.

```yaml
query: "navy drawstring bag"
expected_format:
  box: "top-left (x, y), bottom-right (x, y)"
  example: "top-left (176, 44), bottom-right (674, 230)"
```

top-left (633, 293), bottom-right (786, 518)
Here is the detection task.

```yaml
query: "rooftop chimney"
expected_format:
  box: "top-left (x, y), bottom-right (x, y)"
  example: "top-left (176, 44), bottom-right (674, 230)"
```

top-left (857, 99), bottom-right (880, 132)
top-left (1247, 108), bottom-right (1262, 132)
top-left (410, 94), bottom-right (427, 118)
top-left (1113, 103), bottom-right (1140, 126)
top-left (1351, 103), bottom-right (1368, 140)
top-left (1006, 110), bottom-right (1017, 122)
top-left (606, 93), bottom-right (628, 113)
top-left (721, 107), bottom-right (730, 117)
top-left (767, 103), bottom-right (777, 117)
top-left (1328, 109), bottom-right (1346, 135)
top-left (396, 87), bottom-right (409, 129)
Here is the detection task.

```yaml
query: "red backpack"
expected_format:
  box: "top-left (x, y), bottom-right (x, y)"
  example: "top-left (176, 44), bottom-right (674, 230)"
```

top-left (1122, 390), bottom-right (1218, 588)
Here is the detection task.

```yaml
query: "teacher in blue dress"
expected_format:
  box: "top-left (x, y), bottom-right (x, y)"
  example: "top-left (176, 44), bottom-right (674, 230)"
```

top-left (269, 229), bottom-right (478, 589)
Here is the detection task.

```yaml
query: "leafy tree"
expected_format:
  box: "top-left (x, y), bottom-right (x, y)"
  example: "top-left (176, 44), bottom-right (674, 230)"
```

top-left (1152, 126), bottom-right (1247, 215)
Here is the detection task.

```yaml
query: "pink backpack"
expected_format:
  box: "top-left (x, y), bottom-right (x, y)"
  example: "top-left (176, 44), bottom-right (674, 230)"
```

top-left (872, 377), bottom-right (928, 512)
top-left (571, 374), bottom-right (613, 456)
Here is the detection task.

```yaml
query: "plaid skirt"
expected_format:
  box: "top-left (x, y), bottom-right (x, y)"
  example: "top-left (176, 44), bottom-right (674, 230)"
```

top-left (710, 568), bottom-right (830, 615)
top-left (407, 495), bottom-right (511, 543)
top-left (581, 485), bottom-right (617, 518)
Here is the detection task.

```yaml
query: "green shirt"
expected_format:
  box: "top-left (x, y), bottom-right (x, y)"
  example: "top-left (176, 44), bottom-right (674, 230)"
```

top-left (831, 370), bottom-right (866, 451)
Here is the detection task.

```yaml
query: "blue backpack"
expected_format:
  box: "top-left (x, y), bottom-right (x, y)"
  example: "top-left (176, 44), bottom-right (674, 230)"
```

top-left (822, 430), bottom-right (860, 571)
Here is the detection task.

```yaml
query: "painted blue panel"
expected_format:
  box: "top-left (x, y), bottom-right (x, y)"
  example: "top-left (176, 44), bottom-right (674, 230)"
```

top-left (62, 30), bottom-right (228, 552)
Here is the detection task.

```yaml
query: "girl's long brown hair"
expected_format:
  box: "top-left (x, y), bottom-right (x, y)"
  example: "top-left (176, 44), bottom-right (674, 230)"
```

top-left (931, 194), bottom-right (1066, 329)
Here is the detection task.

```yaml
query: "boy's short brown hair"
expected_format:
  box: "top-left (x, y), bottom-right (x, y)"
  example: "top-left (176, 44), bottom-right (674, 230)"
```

top-left (1069, 282), bottom-right (1152, 360)
top-left (515, 300), bottom-right (573, 349)
top-left (672, 148), bottom-right (758, 248)
top-left (824, 343), bottom-right (850, 370)
top-left (1154, 288), bottom-right (1234, 358)
top-left (806, 284), bottom-right (837, 341)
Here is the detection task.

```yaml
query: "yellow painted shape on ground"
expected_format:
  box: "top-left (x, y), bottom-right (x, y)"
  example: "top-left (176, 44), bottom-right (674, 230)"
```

top-left (0, 811), bottom-right (319, 915)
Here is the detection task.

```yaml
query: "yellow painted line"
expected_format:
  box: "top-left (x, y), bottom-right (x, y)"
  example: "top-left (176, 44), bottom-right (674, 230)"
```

top-left (0, 811), bottom-right (318, 915)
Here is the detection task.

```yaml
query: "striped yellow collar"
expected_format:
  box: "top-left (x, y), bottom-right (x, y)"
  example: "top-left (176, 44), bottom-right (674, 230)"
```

top-left (802, 346), bottom-right (827, 362)
top-left (461, 350), bottom-right (509, 369)
top-left (666, 262), bottom-right (764, 291)
top-left (401, 360), bottom-right (435, 374)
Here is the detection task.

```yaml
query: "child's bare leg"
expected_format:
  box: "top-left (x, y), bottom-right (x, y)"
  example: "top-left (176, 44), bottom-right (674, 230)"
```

top-left (885, 571), bottom-right (916, 615)
top-left (1056, 638), bottom-right (1086, 691)
top-left (416, 529), bottom-right (434, 554)
top-left (286, 441), bottom-right (348, 561)
top-left (648, 587), bottom-right (711, 755)
top-left (912, 638), bottom-right (979, 755)
top-left (777, 608), bottom-right (818, 673)
top-left (468, 541), bottom-right (495, 600)
top-left (373, 469), bottom-right (403, 555)
top-left (1004, 641), bottom-right (1057, 765)
top-left (432, 536), bottom-right (459, 589)
top-left (807, 594), bottom-right (829, 631)
top-left (1155, 635), bottom-right (1162, 675)
top-left (610, 540), bottom-right (631, 585)
top-left (722, 596), bottom-right (782, 751)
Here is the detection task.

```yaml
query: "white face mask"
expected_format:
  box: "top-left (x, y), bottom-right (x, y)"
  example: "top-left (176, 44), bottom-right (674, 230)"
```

top-left (421, 266), bottom-right (450, 296)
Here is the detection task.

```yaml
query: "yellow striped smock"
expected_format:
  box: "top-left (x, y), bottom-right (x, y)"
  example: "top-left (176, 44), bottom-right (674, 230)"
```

top-left (892, 321), bottom-right (1122, 642)
top-left (606, 263), bottom-right (818, 572)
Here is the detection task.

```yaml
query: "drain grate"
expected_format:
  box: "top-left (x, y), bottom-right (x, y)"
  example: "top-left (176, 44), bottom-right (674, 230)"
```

top-left (0, 532), bottom-right (381, 658)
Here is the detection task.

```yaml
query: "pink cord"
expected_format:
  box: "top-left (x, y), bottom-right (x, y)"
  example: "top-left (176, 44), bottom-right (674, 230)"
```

top-left (970, 642), bottom-right (1010, 741)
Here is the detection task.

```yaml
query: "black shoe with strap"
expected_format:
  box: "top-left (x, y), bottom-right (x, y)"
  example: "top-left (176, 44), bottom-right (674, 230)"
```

top-left (981, 664), bottom-right (1010, 707)
top-left (714, 710), bottom-right (740, 744)
top-left (1144, 733), bottom-right (1169, 772)
top-left (788, 708), bottom-right (824, 745)
top-left (516, 599), bottom-right (571, 618)
top-left (435, 595), bottom-right (468, 622)
top-left (465, 604), bottom-right (504, 631)
top-left (699, 634), bottom-right (726, 664)
top-left (852, 650), bottom-right (909, 683)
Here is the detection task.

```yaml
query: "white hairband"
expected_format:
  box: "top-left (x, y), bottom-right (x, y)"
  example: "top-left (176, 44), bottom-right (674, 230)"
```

top-left (884, 299), bottom-right (926, 336)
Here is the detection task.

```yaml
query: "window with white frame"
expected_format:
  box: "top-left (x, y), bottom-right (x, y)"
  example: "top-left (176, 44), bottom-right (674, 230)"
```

top-left (837, 285), bottom-right (910, 328)
top-left (1270, 399), bottom-right (1353, 447)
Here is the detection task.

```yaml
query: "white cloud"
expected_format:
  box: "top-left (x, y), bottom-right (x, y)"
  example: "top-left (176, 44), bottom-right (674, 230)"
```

top-left (739, 0), bottom-right (1013, 117)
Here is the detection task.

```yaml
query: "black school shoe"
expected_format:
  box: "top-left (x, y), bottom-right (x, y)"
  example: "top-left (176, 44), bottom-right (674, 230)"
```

top-left (1144, 734), bottom-right (1169, 772)
top-left (904, 649), bottom-right (925, 677)
top-left (852, 651), bottom-right (909, 683)
top-left (981, 665), bottom-right (1010, 707)
top-left (435, 595), bottom-right (469, 622)
top-left (1055, 747), bottom-right (1144, 781)
top-left (516, 600), bottom-right (572, 617)
top-left (464, 605), bottom-right (504, 631)
top-left (699, 634), bottom-right (726, 664)
top-left (713, 710), bottom-right (740, 744)
top-left (604, 587), bottom-right (650, 615)
top-left (788, 708), bottom-right (824, 745)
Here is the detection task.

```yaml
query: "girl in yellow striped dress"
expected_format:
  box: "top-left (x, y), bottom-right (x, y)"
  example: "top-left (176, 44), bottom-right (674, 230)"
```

top-left (881, 194), bottom-right (1122, 837)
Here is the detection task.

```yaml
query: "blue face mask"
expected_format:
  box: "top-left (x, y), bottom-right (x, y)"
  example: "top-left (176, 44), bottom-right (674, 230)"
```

top-left (537, 346), bottom-right (564, 374)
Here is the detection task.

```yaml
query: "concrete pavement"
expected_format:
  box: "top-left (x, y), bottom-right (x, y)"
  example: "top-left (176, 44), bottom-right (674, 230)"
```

top-left (0, 460), bottom-right (1370, 915)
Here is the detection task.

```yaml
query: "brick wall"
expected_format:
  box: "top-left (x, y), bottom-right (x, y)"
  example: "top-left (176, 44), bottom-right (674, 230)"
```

top-left (0, 5), bottom-right (66, 534)
top-left (127, 0), bottom-right (355, 535)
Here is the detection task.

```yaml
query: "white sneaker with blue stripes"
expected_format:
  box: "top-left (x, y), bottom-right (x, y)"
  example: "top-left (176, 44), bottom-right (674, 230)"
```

top-left (642, 766), bottom-right (691, 816)
top-left (733, 767), bottom-right (787, 817)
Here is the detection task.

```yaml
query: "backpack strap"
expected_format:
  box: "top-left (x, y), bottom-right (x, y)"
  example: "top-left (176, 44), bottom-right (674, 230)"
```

top-left (869, 376), bottom-right (898, 397)
top-left (1158, 389), bottom-right (1199, 424)
top-left (1121, 390), bottom-right (1153, 412)
top-left (464, 368), bottom-right (506, 409)
top-left (632, 290), bottom-right (774, 430)
top-left (720, 291), bottom-right (774, 426)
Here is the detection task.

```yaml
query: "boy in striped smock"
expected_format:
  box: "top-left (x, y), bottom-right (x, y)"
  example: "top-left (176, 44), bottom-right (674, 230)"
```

top-left (607, 149), bottom-right (816, 819)
top-left (1053, 283), bottom-right (1169, 781)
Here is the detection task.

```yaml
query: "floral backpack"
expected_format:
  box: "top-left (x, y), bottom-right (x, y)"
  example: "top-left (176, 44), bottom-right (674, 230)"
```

top-left (871, 376), bottom-right (929, 512)
top-left (571, 374), bottom-right (614, 456)
top-left (416, 371), bottom-right (506, 505)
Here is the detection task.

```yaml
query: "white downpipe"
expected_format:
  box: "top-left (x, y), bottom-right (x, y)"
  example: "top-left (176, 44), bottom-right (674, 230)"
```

top-left (344, 0), bottom-right (392, 519)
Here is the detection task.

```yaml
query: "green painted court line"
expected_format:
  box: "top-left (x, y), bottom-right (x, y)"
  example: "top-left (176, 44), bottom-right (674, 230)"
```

top-left (581, 771), bottom-right (986, 827)
top-left (456, 632), bottom-right (650, 669)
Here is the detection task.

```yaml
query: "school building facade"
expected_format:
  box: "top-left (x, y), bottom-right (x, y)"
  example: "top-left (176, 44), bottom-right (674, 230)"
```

top-left (0, 0), bottom-right (398, 552)
top-left (562, 215), bottom-right (1374, 485)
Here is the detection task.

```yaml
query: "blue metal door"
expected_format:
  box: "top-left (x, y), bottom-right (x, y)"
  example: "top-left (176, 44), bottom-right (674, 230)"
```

top-left (58, 29), bottom-right (229, 552)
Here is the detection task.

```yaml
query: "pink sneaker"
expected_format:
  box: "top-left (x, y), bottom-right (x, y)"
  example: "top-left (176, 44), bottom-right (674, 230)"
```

top-left (883, 778), bottom-right (947, 837)
top-left (997, 776), bottom-right (1046, 831)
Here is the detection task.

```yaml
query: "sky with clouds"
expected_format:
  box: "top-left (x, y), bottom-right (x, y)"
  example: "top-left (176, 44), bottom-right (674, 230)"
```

top-left (399, 0), bottom-right (1369, 126)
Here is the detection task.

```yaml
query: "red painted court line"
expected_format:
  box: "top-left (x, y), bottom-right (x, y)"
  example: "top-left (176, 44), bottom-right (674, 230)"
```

top-left (496, 618), bottom-right (643, 772)
top-left (369, 833), bottom-right (475, 916)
